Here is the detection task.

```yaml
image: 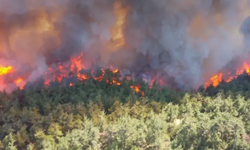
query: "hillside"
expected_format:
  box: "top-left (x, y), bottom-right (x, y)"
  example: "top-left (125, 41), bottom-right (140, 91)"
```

top-left (0, 70), bottom-right (250, 150)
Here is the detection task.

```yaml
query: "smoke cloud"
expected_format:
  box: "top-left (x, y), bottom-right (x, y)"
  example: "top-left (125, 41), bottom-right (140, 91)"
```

top-left (0, 0), bottom-right (249, 90)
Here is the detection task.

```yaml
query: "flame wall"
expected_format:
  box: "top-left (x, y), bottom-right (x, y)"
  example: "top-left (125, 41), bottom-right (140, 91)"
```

top-left (0, 0), bottom-right (250, 91)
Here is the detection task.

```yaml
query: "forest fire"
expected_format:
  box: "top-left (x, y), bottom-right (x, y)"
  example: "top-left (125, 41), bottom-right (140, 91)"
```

top-left (0, 50), bottom-right (151, 95)
top-left (0, 0), bottom-right (249, 92)
top-left (204, 62), bottom-right (250, 89)
top-left (0, 66), bottom-right (13, 75)
top-left (0, 50), bottom-right (250, 94)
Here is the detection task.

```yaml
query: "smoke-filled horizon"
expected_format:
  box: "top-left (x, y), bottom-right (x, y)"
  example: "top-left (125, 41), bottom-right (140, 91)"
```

top-left (0, 0), bottom-right (250, 90)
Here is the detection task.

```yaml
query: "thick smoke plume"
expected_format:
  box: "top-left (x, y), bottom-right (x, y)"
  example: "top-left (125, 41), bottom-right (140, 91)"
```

top-left (0, 0), bottom-right (250, 91)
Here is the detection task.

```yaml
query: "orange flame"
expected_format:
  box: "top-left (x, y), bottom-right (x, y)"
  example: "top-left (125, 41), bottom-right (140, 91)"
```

top-left (110, 0), bottom-right (128, 50)
top-left (0, 66), bottom-right (13, 75)
top-left (130, 85), bottom-right (141, 93)
top-left (204, 61), bottom-right (250, 89)
top-left (14, 77), bottom-right (25, 90)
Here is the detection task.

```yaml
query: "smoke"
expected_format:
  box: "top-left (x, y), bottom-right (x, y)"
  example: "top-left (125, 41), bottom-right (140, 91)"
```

top-left (0, 0), bottom-right (249, 90)
top-left (121, 0), bottom-right (250, 89)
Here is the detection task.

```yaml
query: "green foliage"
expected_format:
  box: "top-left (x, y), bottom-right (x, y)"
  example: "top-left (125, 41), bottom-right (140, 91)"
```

top-left (1, 94), bottom-right (250, 150)
top-left (199, 72), bottom-right (250, 99)
top-left (3, 133), bottom-right (17, 150)
top-left (0, 70), bottom-right (250, 149)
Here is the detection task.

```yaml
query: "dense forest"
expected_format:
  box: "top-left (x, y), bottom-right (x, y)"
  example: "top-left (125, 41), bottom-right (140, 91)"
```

top-left (1, 69), bottom-right (250, 150)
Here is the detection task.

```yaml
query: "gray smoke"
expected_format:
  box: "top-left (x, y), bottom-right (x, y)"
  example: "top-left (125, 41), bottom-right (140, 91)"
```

top-left (120, 0), bottom-right (250, 89)
top-left (0, 0), bottom-right (249, 91)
